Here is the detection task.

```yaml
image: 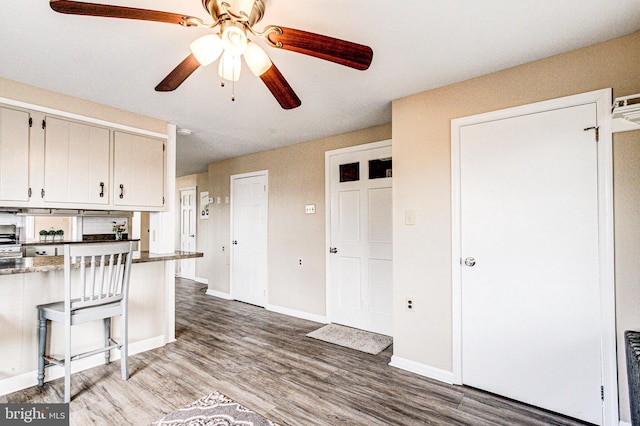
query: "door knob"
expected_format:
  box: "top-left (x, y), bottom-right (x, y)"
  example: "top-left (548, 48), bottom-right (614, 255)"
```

top-left (464, 257), bottom-right (476, 267)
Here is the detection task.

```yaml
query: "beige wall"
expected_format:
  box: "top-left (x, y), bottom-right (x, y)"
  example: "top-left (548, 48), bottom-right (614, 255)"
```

top-left (203, 124), bottom-right (391, 315)
top-left (613, 129), bottom-right (640, 421)
top-left (392, 31), bottom-right (640, 422)
top-left (0, 78), bottom-right (166, 134)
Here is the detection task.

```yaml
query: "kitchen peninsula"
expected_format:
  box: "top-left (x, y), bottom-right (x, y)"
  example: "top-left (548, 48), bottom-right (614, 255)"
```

top-left (0, 247), bottom-right (202, 396)
top-left (0, 75), bottom-right (192, 399)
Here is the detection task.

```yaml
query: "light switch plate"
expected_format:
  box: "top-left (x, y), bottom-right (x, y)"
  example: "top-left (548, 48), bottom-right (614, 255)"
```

top-left (305, 204), bottom-right (316, 214)
top-left (405, 210), bottom-right (416, 225)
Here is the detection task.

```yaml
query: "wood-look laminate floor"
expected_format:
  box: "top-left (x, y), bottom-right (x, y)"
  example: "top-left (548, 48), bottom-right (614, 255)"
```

top-left (2, 278), bottom-right (589, 426)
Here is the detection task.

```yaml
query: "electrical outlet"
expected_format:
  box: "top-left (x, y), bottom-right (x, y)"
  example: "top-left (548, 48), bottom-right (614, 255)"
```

top-left (406, 298), bottom-right (414, 311)
top-left (305, 204), bottom-right (316, 214)
top-left (299, 259), bottom-right (302, 265)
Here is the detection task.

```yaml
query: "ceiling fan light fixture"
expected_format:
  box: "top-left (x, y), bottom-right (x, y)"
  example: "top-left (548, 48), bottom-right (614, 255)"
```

top-left (219, 51), bottom-right (242, 81)
top-left (221, 25), bottom-right (248, 56)
top-left (202, 0), bottom-right (266, 27)
top-left (190, 34), bottom-right (223, 66)
top-left (244, 41), bottom-right (272, 76)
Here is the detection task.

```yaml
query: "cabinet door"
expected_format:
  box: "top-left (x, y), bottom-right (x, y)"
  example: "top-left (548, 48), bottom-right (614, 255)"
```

top-left (0, 107), bottom-right (31, 202)
top-left (113, 131), bottom-right (164, 209)
top-left (44, 117), bottom-right (110, 204)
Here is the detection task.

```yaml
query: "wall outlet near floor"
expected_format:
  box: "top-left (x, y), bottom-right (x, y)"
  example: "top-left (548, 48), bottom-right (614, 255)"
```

top-left (406, 298), bottom-right (414, 311)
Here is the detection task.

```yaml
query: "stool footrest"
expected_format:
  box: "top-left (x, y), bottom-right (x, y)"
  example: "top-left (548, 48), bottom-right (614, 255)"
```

top-left (43, 341), bottom-right (121, 366)
top-left (72, 343), bottom-right (121, 361)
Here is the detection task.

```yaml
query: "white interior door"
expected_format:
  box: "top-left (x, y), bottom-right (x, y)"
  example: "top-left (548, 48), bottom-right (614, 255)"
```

top-left (179, 188), bottom-right (196, 280)
top-left (231, 172), bottom-right (268, 307)
top-left (459, 104), bottom-right (602, 424)
top-left (328, 142), bottom-right (393, 336)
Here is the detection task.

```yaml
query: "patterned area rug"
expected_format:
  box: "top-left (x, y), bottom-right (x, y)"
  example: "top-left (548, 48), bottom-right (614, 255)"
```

top-left (150, 392), bottom-right (280, 426)
top-left (306, 323), bottom-right (393, 355)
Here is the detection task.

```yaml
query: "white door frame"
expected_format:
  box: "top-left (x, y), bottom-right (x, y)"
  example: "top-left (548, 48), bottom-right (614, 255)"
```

top-left (230, 170), bottom-right (269, 303)
top-left (451, 89), bottom-right (617, 425)
top-left (325, 139), bottom-right (392, 325)
top-left (179, 186), bottom-right (197, 280)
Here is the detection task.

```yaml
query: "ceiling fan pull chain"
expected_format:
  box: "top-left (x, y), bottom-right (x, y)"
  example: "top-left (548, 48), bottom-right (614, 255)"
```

top-left (232, 60), bottom-right (236, 101)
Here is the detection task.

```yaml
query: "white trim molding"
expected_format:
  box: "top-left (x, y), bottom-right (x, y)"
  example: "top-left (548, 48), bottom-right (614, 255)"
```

top-left (205, 288), bottom-right (232, 300)
top-left (450, 88), bottom-right (618, 425)
top-left (389, 356), bottom-right (455, 385)
top-left (266, 304), bottom-right (328, 324)
top-left (195, 277), bottom-right (209, 285)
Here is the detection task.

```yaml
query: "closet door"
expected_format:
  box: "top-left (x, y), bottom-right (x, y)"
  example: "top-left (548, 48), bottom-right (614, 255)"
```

top-left (460, 103), bottom-right (602, 424)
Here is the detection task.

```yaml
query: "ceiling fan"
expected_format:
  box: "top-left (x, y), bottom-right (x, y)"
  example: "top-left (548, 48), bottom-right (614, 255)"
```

top-left (49, 0), bottom-right (374, 110)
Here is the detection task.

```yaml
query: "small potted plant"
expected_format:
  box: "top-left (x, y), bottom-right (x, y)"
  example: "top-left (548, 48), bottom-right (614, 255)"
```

top-left (55, 229), bottom-right (64, 242)
top-left (112, 221), bottom-right (126, 240)
top-left (39, 230), bottom-right (47, 242)
top-left (47, 229), bottom-right (56, 243)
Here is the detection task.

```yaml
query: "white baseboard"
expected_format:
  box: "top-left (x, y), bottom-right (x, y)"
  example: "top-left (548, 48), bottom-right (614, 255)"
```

top-left (0, 335), bottom-right (166, 397)
top-left (194, 277), bottom-right (209, 285)
top-left (266, 304), bottom-right (327, 324)
top-left (205, 289), bottom-right (232, 300)
top-left (619, 421), bottom-right (631, 426)
top-left (389, 355), bottom-right (455, 385)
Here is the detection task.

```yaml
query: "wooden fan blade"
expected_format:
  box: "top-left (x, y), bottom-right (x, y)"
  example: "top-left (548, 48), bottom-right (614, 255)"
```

top-left (155, 54), bottom-right (201, 92)
top-left (259, 63), bottom-right (301, 110)
top-left (267, 26), bottom-right (373, 70)
top-left (50, 0), bottom-right (203, 26)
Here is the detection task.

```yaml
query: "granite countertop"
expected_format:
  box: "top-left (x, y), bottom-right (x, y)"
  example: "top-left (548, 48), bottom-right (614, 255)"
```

top-left (21, 238), bottom-right (140, 246)
top-left (0, 251), bottom-right (203, 275)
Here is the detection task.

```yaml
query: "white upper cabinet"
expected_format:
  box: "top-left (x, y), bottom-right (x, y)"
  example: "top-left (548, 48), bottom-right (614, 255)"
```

top-left (113, 131), bottom-right (165, 209)
top-left (0, 107), bottom-right (31, 202)
top-left (0, 104), bottom-right (167, 212)
top-left (43, 116), bottom-right (110, 205)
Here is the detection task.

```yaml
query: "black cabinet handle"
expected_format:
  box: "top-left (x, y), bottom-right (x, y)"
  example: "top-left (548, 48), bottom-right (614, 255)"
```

top-left (99, 182), bottom-right (104, 198)
top-left (119, 184), bottom-right (124, 199)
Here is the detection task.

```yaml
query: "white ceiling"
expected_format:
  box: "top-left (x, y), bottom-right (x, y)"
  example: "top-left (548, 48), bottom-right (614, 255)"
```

top-left (1, 1), bottom-right (639, 176)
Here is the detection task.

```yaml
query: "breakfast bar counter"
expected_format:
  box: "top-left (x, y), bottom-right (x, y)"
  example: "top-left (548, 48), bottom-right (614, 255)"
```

top-left (0, 248), bottom-right (203, 396)
top-left (0, 250), bottom-right (203, 275)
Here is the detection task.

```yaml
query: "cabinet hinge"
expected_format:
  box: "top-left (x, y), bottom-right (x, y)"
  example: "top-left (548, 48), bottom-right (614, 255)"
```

top-left (28, 117), bottom-right (33, 128)
top-left (163, 144), bottom-right (165, 152)
top-left (42, 119), bottom-right (46, 130)
top-left (584, 126), bottom-right (599, 142)
top-left (163, 196), bottom-right (165, 205)
top-left (601, 385), bottom-right (604, 401)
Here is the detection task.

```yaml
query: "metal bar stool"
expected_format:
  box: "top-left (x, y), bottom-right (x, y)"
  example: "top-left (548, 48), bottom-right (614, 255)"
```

top-left (37, 241), bottom-right (133, 402)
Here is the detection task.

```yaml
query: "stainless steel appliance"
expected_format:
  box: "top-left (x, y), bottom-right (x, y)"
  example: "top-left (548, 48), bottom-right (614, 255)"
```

top-left (0, 224), bottom-right (22, 259)
top-left (23, 245), bottom-right (61, 257)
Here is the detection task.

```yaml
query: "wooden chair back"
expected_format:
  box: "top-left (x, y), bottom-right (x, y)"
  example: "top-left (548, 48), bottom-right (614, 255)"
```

top-left (64, 241), bottom-right (133, 311)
